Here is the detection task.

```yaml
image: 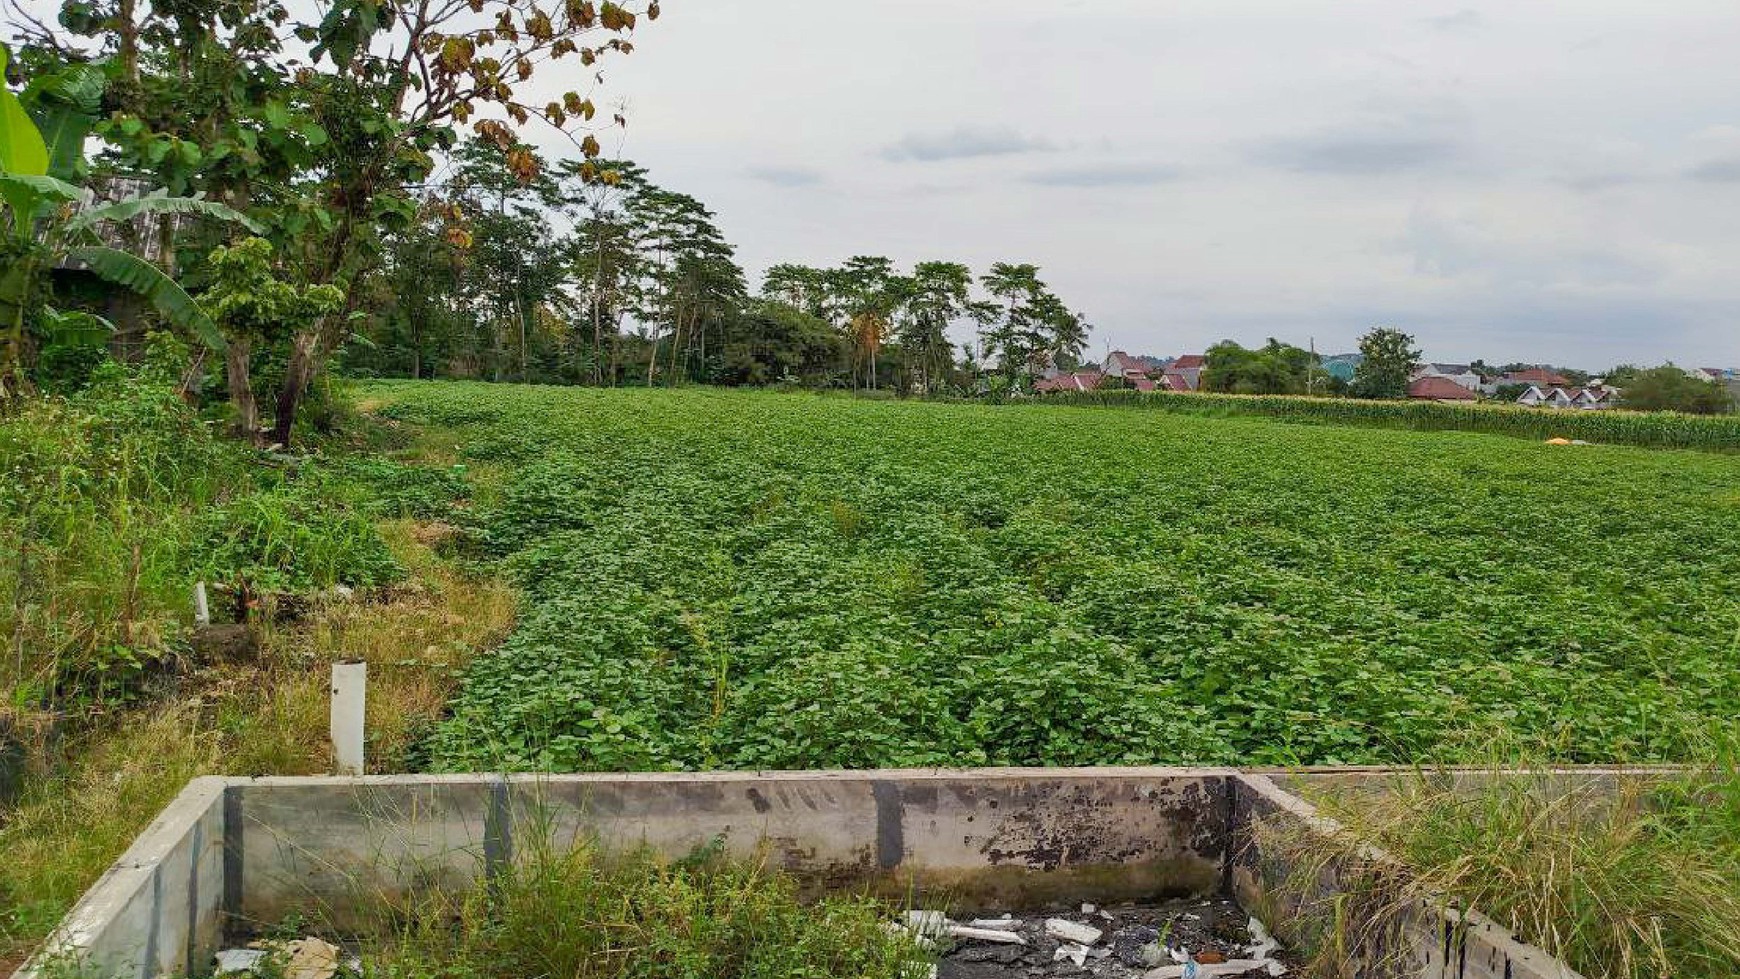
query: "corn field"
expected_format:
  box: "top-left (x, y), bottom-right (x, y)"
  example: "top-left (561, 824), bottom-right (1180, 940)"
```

top-left (1036, 390), bottom-right (1740, 451)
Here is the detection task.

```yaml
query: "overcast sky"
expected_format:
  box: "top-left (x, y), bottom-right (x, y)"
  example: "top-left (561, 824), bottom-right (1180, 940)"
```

top-left (539, 0), bottom-right (1736, 368)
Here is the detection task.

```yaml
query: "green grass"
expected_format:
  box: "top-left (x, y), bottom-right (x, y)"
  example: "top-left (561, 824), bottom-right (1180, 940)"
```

top-left (0, 343), bottom-right (404, 717)
top-left (359, 381), bottom-right (1740, 771)
top-left (318, 838), bottom-right (929, 979)
top-left (1279, 755), bottom-right (1740, 979)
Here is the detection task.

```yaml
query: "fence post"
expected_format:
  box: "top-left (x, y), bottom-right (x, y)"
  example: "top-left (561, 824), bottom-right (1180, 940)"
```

top-left (330, 661), bottom-right (366, 775)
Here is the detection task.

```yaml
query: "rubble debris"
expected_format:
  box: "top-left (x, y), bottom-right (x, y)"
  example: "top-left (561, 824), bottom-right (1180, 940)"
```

top-left (947, 925), bottom-right (1028, 944)
top-left (906, 909), bottom-right (950, 938)
top-left (1044, 918), bottom-right (1104, 945)
top-left (281, 937), bottom-right (342, 979)
top-left (936, 897), bottom-right (1291, 978)
top-left (1111, 925), bottom-right (1164, 967)
top-left (214, 949), bottom-right (267, 975)
top-left (885, 920), bottom-right (938, 950)
top-left (1053, 943), bottom-right (1089, 967)
top-left (1143, 960), bottom-right (1279, 979)
top-left (1246, 916), bottom-right (1280, 960)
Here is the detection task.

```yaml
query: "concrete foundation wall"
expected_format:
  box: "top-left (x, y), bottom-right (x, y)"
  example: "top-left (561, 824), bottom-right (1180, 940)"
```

top-left (16, 768), bottom-right (1595, 979)
top-left (232, 769), bottom-right (1232, 930)
top-left (27, 776), bottom-right (226, 979)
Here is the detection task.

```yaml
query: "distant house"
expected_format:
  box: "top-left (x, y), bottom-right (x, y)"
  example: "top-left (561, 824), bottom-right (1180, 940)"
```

top-left (1516, 385), bottom-right (1615, 409)
top-left (1407, 376), bottom-right (1478, 402)
top-left (1569, 386), bottom-right (1618, 409)
top-left (1033, 370), bottom-right (1106, 394)
top-left (1170, 354), bottom-right (1207, 391)
top-left (1501, 367), bottom-right (1571, 388)
top-left (1411, 363), bottom-right (1482, 392)
top-left (1158, 373), bottom-right (1192, 392)
top-left (1102, 350), bottom-right (1150, 381)
top-left (1688, 367), bottom-right (1729, 383)
top-left (1131, 377), bottom-right (1157, 392)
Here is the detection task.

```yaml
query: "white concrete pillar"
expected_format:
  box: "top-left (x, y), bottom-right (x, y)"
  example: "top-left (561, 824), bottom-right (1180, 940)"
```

top-left (193, 581), bottom-right (210, 626)
top-left (330, 661), bottom-right (367, 775)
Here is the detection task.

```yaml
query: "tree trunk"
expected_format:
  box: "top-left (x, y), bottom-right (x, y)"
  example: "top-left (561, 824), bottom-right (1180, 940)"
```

top-left (224, 338), bottom-right (257, 440)
top-left (269, 332), bottom-right (319, 447)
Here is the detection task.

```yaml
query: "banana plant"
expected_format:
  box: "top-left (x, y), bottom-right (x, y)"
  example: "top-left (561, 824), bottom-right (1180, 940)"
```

top-left (0, 44), bottom-right (261, 397)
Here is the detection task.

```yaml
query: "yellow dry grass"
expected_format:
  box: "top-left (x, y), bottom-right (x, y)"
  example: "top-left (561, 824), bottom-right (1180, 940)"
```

top-left (0, 520), bottom-right (514, 967)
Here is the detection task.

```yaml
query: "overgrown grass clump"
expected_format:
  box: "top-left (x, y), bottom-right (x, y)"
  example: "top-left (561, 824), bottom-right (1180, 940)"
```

top-left (0, 525), bottom-right (512, 963)
top-left (361, 840), bottom-right (929, 979)
top-left (0, 338), bottom-right (403, 714)
top-left (1280, 756), bottom-right (1740, 979)
top-left (365, 382), bottom-right (1740, 771)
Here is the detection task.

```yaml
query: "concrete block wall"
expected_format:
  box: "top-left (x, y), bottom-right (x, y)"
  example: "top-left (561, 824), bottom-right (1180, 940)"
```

top-left (16, 768), bottom-right (1594, 979)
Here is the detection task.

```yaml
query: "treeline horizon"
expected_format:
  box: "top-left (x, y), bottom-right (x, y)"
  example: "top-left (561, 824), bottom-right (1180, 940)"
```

top-left (339, 142), bottom-right (1092, 396)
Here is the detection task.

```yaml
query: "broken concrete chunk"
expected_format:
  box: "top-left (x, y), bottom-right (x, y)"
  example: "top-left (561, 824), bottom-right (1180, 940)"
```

top-left (903, 909), bottom-right (950, 938)
top-left (1053, 943), bottom-right (1089, 967)
top-left (282, 938), bottom-right (341, 979)
top-left (965, 917), bottom-right (1022, 931)
top-left (1080, 903), bottom-right (1097, 915)
top-left (214, 949), bottom-right (268, 975)
top-left (1044, 918), bottom-right (1103, 945)
top-left (884, 921), bottom-right (937, 950)
top-left (946, 925), bottom-right (1027, 945)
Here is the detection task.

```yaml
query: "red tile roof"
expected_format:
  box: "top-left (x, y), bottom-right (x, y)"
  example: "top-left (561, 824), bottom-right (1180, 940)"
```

top-left (1407, 376), bottom-right (1478, 401)
top-left (1132, 377), bottom-right (1157, 392)
top-left (1504, 368), bottom-right (1570, 387)
top-left (1172, 354), bottom-right (1207, 369)
top-left (1034, 370), bottom-right (1105, 393)
top-left (1104, 351), bottom-right (1147, 375)
top-left (1159, 373), bottom-right (1191, 392)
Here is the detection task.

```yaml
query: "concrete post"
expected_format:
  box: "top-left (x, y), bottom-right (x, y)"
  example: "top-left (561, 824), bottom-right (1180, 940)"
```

top-left (330, 661), bottom-right (366, 776)
top-left (193, 581), bottom-right (210, 626)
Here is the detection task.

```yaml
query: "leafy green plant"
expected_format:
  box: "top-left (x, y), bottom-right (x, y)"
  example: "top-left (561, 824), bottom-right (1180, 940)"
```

top-left (364, 382), bottom-right (1740, 773)
top-left (196, 488), bottom-right (401, 597)
top-left (202, 237), bottom-right (343, 439)
top-left (0, 45), bottom-right (261, 396)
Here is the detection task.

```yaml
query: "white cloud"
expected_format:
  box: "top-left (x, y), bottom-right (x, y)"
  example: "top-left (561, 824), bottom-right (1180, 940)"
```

top-left (879, 126), bottom-right (1057, 163)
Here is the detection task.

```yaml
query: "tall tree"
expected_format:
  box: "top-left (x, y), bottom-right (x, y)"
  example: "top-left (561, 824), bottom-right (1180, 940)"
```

top-left (34, 0), bottom-right (655, 439)
top-left (1606, 365), bottom-right (1734, 414)
top-left (831, 255), bottom-right (902, 391)
top-left (1202, 338), bottom-right (1321, 395)
top-left (560, 158), bottom-right (646, 384)
top-left (898, 261), bottom-right (971, 395)
top-left (976, 263), bottom-right (1086, 388)
top-left (1351, 327), bottom-right (1420, 399)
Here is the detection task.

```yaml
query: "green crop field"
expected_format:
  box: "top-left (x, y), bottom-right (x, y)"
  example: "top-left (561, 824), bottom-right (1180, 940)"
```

top-left (367, 381), bottom-right (1740, 771)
